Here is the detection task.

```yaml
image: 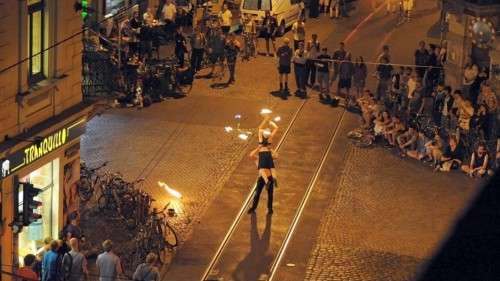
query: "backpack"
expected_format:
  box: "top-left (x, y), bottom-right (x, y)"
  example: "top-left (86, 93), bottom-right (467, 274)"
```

top-left (56, 251), bottom-right (72, 281)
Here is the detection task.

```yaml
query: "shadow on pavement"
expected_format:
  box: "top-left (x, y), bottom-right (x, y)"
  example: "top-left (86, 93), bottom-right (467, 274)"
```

top-left (231, 213), bottom-right (273, 281)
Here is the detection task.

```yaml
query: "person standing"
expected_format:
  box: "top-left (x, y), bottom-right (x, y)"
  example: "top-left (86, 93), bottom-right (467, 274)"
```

top-left (219, 3), bottom-right (232, 35)
top-left (298, 0), bottom-right (306, 21)
top-left (276, 38), bottom-right (293, 93)
top-left (132, 253), bottom-right (160, 281)
top-left (248, 117), bottom-right (279, 215)
top-left (261, 11), bottom-right (278, 56)
top-left (338, 53), bottom-right (354, 105)
top-left (41, 241), bottom-right (59, 281)
top-left (353, 56), bottom-right (367, 100)
top-left (242, 15), bottom-right (257, 60)
top-left (207, 28), bottom-right (226, 77)
top-left (331, 41), bottom-right (347, 86)
top-left (64, 238), bottom-right (88, 281)
top-left (96, 240), bottom-right (123, 281)
top-left (375, 56), bottom-right (393, 102)
top-left (477, 81), bottom-right (498, 141)
top-left (402, 0), bottom-right (414, 21)
top-left (316, 47), bottom-right (331, 101)
top-left (225, 33), bottom-right (241, 84)
top-left (190, 26), bottom-right (206, 73)
top-left (162, 0), bottom-right (176, 40)
top-left (414, 41), bottom-right (429, 78)
top-left (291, 18), bottom-right (306, 50)
top-left (16, 254), bottom-right (38, 281)
top-left (174, 26), bottom-right (187, 67)
top-left (129, 11), bottom-right (142, 56)
top-left (162, 0), bottom-right (176, 24)
top-left (293, 42), bottom-right (308, 96)
top-left (306, 34), bottom-right (320, 87)
top-left (309, 0), bottom-right (320, 18)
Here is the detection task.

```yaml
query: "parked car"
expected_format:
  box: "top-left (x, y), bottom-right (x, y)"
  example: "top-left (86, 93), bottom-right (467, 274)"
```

top-left (240, 0), bottom-right (302, 36)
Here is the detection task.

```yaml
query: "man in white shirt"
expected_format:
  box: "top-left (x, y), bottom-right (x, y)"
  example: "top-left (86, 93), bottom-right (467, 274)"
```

top-left (219, 3), bottom-right (232, 34)
top-left (96, 240), bottom-right (122, 281)
top-left (162, 0), bottom-right (176, 24)
top-left (292, 18), bottom-right (306, 50)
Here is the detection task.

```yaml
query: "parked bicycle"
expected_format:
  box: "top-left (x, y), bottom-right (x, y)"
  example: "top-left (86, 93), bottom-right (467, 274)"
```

top-left (132, 203), bottom-right (178, 266)
top-left (77, 161), bottom-right (108, 202)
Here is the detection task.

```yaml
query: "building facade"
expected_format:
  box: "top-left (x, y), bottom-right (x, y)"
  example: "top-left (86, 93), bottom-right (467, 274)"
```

top-left (0, 0), bottom-right (90, 279)
top-left (441, 0), bottom-right (500, 92)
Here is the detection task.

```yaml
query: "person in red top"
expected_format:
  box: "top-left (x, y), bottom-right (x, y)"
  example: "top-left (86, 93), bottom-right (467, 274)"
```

top-left (16, 254), bottom-right (38, 281)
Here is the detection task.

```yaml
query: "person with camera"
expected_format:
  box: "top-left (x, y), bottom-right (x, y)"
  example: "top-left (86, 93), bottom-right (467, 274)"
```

top-left (225, 33), bottom-right (241, 84)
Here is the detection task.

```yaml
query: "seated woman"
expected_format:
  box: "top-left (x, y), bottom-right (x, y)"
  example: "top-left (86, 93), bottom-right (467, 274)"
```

top-left (424, 132), bottom-right (444, 167)
top-left (373, 111), bottom-right (391, 138)
top-left (437, 135), bottom-right (464, 172)
top-left (384, 115), bottom-right (405, 146)
top-left (358, 90), bottom-right (377, 128)
top-left (461, 143), bottom-right (493, 178)
top-left (407, 131), bottom-right (430, 161)
top-left (397, 126), bottom-right (418, 157)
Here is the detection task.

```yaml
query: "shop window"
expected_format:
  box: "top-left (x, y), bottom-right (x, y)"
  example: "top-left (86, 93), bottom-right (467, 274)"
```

top-left (28, 0), bottom-right (46, 84)
top-left (18, 159), bottom-right (60, 265)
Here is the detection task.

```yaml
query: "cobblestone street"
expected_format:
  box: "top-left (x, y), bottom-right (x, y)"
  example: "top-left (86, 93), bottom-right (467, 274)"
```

top-left (302, 145), bottom-right (476, 281)
top-left (80, 0), bottom-right (482, 280)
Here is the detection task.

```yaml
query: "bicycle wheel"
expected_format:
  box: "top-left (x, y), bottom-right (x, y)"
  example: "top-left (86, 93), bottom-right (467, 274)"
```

top-left (77, 180), bottom-right (93, 202)
top-left (162, 222), bottom-right (178, 248)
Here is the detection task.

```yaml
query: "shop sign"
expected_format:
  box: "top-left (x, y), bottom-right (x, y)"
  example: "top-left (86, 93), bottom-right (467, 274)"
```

top-left (0, 118), bottom-right (85, 180)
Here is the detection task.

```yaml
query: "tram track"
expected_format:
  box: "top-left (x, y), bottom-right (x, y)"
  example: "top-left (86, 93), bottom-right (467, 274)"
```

top-left (200, 99), bottom-right (346, 281)
top-left (200, 99), bottom-right (308, 280)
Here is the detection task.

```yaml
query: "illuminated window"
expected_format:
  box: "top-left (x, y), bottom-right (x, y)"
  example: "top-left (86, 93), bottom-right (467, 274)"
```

top-left (28, 0), bottom-right (45, 84)
top-left (18, 159), bottom-right (60, 265)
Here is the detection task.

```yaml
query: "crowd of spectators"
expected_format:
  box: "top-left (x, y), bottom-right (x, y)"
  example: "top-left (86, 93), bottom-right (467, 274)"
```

top-left (355, 41), bottom-right (498, 178)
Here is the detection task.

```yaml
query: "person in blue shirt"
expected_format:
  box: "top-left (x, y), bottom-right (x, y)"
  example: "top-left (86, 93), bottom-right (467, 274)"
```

top-left (42, 240), bottom-right (60, 281)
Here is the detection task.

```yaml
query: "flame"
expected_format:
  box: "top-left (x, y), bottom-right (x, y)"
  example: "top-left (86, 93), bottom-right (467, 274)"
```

top-left (158, 181), bottom-right (182, 199)
top-left (238, 133), bottom-right (249, 140)
top-left (224, 126), bottom-right (233, 132)
top-left (260, 108), bottom-right (272, 115)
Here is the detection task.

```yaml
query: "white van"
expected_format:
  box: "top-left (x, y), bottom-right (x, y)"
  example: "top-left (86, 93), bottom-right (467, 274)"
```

top-left (240, 0), bottom-right (302, 35)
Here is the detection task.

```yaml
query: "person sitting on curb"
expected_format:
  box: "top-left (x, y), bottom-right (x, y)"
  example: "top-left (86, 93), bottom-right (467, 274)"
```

top-left (461, 142), bottom-right (493, 178)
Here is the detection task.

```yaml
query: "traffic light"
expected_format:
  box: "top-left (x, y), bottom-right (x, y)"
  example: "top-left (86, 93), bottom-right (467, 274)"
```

top-left (21, 182), bottom-right (43, 226)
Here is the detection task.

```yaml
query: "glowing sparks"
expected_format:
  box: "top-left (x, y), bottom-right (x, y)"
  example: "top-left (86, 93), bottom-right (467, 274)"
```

top-left (224, 126), bottom-right (233, 132)
top-left (260, 108), bottom-right (272, 115)
top-left (158, 181), bottom-right (182, 199)
top-left (238, 133), bottom-right (249, 140)
top-left (274, 116), bottom-right (281, 122)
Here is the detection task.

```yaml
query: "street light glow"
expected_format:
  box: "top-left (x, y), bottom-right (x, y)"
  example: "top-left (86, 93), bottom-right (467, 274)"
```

top-left (224, 126), bottom-right (233, 132)
top-left (238, 133), bottom-right (249, 140)
top-left (234, 114), bottom-right (242, 119)
top-left (158, 181), bottom-right (183, 199)
top-left (274, 116), bottom-right (281, 122)
top-left (260, 108), bottom-right (272, 115)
